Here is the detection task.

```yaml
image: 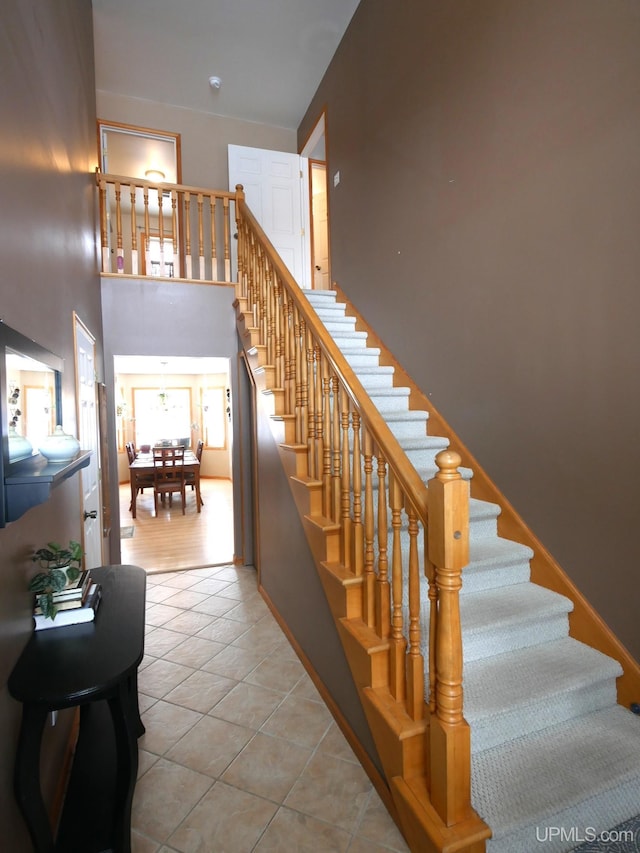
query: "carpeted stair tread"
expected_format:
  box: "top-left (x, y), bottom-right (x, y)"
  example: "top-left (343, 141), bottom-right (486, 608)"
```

top-left (461, 537), bottom-right (533, 593)
top-left (464, 638), bottom-right (622, 752)
top-left (455, 583), bottom-right (573, 660)
top-left (472, 705), bottom-right (640, 853)
top-left (468, 497), bottom-right (502, 540)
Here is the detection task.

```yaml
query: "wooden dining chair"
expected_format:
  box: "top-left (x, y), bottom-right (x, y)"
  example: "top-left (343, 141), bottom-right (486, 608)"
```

top-left (152, 446), bottom-right (187, 515)
top-left (185, 439), bottom-right (204, 505)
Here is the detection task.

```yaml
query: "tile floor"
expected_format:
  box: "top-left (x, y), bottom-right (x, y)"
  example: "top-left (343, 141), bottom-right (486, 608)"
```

top-left (133, 564), bottom-right (411, 852)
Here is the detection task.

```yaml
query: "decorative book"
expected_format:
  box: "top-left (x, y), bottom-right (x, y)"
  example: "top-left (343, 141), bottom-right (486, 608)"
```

top-left (33, 583), bottom-right (102, 631)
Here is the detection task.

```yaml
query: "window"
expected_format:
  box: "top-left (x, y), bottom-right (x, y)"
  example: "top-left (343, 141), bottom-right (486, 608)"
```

top-left (201, 387), bottom-right (227, 448)
top-left (133, 387), bottom-right (192, 448)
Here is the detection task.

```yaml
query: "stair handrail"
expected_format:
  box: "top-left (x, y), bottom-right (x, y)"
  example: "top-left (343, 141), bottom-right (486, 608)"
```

top-left (234, 185), bottom-right (475, 828)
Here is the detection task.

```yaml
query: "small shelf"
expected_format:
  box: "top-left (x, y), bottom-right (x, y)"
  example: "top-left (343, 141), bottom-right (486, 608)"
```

top-left (4, 451), bottom-right (92, 523)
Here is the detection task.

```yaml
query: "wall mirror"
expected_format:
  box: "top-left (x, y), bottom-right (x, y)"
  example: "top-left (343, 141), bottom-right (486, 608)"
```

top-left (0, 322), bottom-right (64, 524)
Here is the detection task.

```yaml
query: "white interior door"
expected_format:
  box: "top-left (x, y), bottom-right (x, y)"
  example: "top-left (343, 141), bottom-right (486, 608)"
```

top-left (74, 315), bottom-right (102, 569)
top-left (228, 144), bottom-right (310, 287)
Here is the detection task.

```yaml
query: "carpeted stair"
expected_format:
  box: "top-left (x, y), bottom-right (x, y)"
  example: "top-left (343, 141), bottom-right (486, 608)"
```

top-left (304, 288), bottom-right (640, 853)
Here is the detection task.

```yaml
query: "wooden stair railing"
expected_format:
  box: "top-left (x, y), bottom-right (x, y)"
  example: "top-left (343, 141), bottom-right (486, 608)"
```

top-left (233, 186), bottom-right (491, 852)
top-left (96, 170), bottom-right (236, 283)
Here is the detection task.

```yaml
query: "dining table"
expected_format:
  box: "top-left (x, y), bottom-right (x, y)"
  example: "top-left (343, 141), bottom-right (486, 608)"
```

top-left (128, 449), bottom-right (202, 518)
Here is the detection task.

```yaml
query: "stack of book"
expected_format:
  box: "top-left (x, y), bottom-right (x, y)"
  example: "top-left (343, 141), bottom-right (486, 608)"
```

top-left (33, 571), bottom-right (103, 631)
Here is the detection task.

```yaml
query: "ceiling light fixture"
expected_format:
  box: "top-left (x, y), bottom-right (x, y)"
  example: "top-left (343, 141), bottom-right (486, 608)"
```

top-left (144, 169), bottom-right (165, 181)
top-left (209, 76), bottom-right (222, 90)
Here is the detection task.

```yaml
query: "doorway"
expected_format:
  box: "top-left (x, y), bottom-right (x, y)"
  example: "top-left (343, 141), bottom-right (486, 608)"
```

top-left (301, 111), bottom-right (331, 290)
top-left (114, 354), bottom-right (234, 572)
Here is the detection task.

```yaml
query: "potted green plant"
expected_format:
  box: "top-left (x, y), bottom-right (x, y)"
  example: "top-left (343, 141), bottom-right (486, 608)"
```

top-left (28, 540), bottom-right (84, 619)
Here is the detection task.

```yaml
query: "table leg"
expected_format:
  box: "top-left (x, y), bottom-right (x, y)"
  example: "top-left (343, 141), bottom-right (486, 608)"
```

top-left (108, 680), bottom-right (139, 853)
top-left (129, 472), bottom-right (137, 519)
top-left (195, 473), bottom-right (202, 513)
top-left (14, 704), bottom-right (54, 853)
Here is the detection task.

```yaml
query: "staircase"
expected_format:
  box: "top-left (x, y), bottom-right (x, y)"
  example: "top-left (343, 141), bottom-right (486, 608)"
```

top-left (301, 288), bottom-right (640, 852)
top-left (232, 192), bottom-right (640, 852)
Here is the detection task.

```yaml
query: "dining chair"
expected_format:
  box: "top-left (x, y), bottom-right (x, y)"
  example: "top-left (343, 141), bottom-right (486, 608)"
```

top-left (185, 439), bottom-right (204, 505)
top-left (152, 446), bottom-right (187, 515)
top-left (128, 442), bottom-right (153, 507)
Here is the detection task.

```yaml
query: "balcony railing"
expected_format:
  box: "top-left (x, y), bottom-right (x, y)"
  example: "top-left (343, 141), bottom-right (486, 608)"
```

top-left (96, 171), bottom-right (240, 284)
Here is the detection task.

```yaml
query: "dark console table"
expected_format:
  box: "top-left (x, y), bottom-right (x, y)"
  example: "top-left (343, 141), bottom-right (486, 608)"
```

top-left (8, 565), bottom-right (146, 853)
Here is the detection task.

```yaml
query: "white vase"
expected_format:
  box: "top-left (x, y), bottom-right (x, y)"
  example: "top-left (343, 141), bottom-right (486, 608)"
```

top-left (8, 425), bottom-right (33, 462)
top-left (38, 426), bottom-right (81, 463)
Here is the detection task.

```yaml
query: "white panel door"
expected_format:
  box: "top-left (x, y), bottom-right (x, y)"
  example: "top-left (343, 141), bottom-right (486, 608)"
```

top-left (74, 316), bottom-right (102, 569)
top-left (228, 144), bottom-right (310, 287)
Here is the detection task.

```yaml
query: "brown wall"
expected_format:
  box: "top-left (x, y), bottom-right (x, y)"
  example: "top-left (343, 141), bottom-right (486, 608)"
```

top-left (299, 0), bottom-right (640, 660)
top-left (0, 1), bottom-right (101, 846)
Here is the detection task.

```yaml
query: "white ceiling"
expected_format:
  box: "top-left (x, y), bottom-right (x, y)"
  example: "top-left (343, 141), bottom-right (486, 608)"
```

top-left (92, 0), bottom-right (360, 130)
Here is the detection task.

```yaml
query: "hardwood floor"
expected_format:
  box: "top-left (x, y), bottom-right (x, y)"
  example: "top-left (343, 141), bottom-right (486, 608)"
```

top-left (118, 478), bottom-right (234, 574)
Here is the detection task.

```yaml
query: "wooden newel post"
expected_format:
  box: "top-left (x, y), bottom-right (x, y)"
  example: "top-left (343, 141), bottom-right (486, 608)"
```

top-left (427, 450), bottom-right (472, 827)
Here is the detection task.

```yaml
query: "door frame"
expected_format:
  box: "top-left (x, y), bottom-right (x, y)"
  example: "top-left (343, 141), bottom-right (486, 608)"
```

top-left (300, 110), bottom-right (331, 290)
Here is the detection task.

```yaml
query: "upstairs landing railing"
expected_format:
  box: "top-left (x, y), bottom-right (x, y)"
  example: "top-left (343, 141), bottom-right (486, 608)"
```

top-left (96, 171), bottom-right (239, 283)
top-left (234, 187), bottom-right (478, 831)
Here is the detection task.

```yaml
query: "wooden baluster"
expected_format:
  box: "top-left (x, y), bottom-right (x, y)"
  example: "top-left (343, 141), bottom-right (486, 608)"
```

top-left (158, 188), bottom-right (165, 276)
top-left (260, 250), bottom-right (268, 347)
top-left (170, 190), bottom-right (178, 278)
top-left (340, 388), bottom-right (351, 570)
top-left (305, 328), bottom-right (315, 478)
top-left (363, 429), bottom-right (376, 627)
top-left (428, 450), bottom-right (471, 826)
top-left (299, 318), bottom-right (309, 449)
top-left (250, 236), bottom-right (258, 328)
top-left (427, 539), bottom-right (437, 715)
top-left (234, 185), bottom-right (245, 290)
top-left (223, 195), bottom-right (231, 282)
top-left (406, 506), bottom-right (425, 721)
top-left (375, 452), bottom-right (390, 639)
top-left (98, 177), bottom-right (110, 272)
top-left (322, 362), bottom-right (332, 518)
top-left (184, 192), bottom-right (193, 279)
top-left (115, 182), bottom-right (124, 273)
top-left (331, 376), bottom-right (341, 523)
top-left (210, 195), bottom-right (217, 280)
top-left (130, 183), bottom-right (138, 275)
top-left (274, 280), bottom-right (284, 391)
top-left (143, 185), bottom-right (150, 275)
top-left (197, 193), bottom-right (205, 279)
top-left (389, 474), bottom-right (407, 700)
top-left (314, 346), bottom-right (323, 480)
top-left (351, 411), bottom-right (363, 576)
top-left (284, 297), bottom-right (295, 416)
top-left (266, 262), bottom-right (274, 367)
top-left (293, 310), bottom-right (302, 445)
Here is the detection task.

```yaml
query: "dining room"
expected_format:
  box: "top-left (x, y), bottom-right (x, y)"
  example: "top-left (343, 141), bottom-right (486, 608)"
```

top-left (114, 355), bottom-right (235, 573)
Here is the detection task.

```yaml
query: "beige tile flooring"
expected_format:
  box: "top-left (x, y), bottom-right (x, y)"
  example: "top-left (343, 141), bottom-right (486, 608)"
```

top-left (133, 565), bottom-right (411, 853)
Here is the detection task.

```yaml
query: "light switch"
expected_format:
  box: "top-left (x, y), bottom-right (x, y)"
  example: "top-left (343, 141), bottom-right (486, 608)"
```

top-left (333, 171), bottom-right (341, 187)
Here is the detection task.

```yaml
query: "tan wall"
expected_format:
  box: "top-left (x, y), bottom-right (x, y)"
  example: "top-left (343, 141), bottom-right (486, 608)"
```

top-left (0, 2), bottom-right (102, 847)
top-left (299, 0), bottom-right (640, 660)
top-left (96, 90), bottom-right (297, 189)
